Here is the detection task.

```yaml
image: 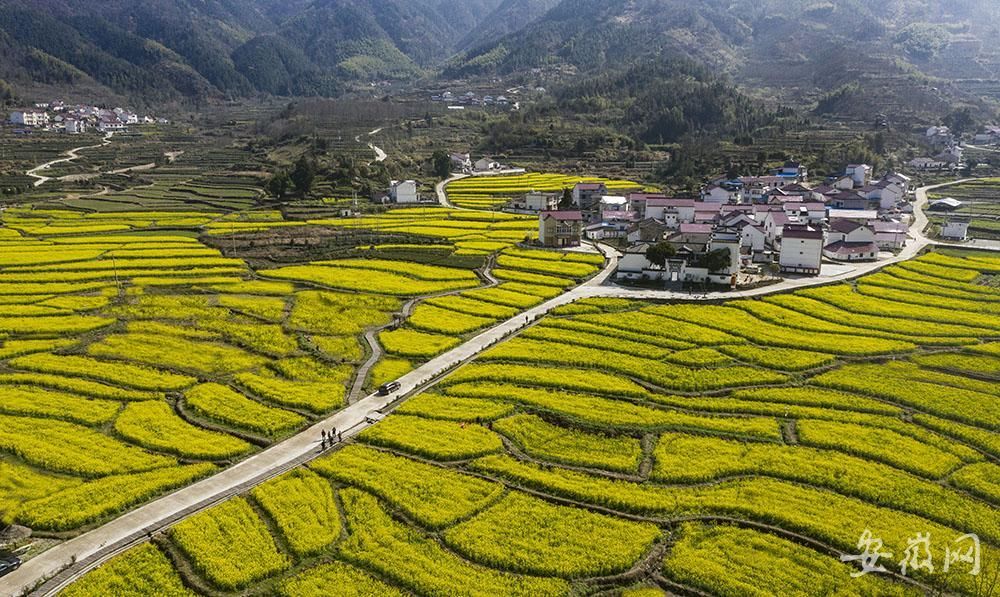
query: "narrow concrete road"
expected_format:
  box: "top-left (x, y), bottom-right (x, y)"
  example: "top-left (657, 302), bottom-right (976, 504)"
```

top-left (436, 173), bottom-right (468, 208)
top-left (26, 133), bottom-right (113, 187)
top-left (1, 178), bottom-right (989, 597)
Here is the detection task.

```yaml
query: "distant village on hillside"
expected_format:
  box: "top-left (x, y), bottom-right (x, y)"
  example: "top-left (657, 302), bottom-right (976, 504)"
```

top-left (6, 101), bottom-right (166, 135)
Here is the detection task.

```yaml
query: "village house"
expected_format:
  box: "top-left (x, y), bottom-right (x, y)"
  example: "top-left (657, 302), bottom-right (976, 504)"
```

top-left (937, 145), bottom-right (963, 165)
top-left (585, 214), bottom-right (633, 241)
top-left (779, 224), bottom-right (824, 275)
top-left (739, 176), bottom-right (789, 202)
top-left (823, 220), bottom-right (879, 262)
top-left (827, 190), bottom-right (871, 210)
top-left (626, 218), bottom-right (670, 244)
top-left (538, 211), bottom-right (583, 247)
top-left (390, 180), bottom-right (420, 204)
top-left (761, 209), bottom-right (794, 244)
top-left (450, 153), bottom-right (472, 172)
top-left (519, 191), bottom-right (560, 212)
top-left (884, 172), bottom-right (912, 195)
top-left (693, 203), bottom-right (724, 224)
top-left (871, 220), bottom-right (908, 250)
top-left (700, 184), bottom-right (741, 204)
top-left (625, 193), bottom-right (667, 218)
top-left (974, 126), bottom-right (1000, 145)
top-left (63, 119), bottom-right (85, 134)
top-left (572, 182), bottom-right (608, 212)
top-left (664, 223), bottom-right (714, 255)
top-left (907, 157), bottom-right (951, 171)
top-left (861, 180), bottom-right (905, 211)
top-left (845, 164), bottom-right (872, 188)
top-left (474, 157), bottom-right (501, 172)
top-left (9, 111), bottom-right (49, 127)
top-left (740, 224), bottom-right (767, 253)
top-left (599, 196), bottom-right (628, 217)
top-left (775, 161), bottom-right (808, 181)
top-left (941, 220), bottom-right (970, 241)
top-left (97, 119), bottom-right (126, 133)
top-left (646, 198), bottom-right (696, 228)
top-left (740, 223), bottom-right (768, 252)
top-left (826, 209), bottom-right (877, 225)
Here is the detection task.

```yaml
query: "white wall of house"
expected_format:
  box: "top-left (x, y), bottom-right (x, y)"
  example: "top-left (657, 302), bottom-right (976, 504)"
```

top-left (780, 237), bottom-right (823, 274)
top-left (391, 180), bottom-right (419, 203)
top-left (741, 226), bottom-right (766, 251)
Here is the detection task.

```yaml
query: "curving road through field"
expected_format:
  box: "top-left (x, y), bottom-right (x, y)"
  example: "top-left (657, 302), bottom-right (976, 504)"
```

top-left (25, 133), bottom-right (113, 187)
top-left (1, 177), bottom-right (994, 597)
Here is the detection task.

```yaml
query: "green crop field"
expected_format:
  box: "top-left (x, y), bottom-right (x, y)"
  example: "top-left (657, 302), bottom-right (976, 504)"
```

top-left (59, 249), bottom-right (1000, 596)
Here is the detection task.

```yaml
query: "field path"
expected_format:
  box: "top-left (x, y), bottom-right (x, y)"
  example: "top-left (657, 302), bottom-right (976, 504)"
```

top-left (2, 178), bottom-right (993, 597)
top-left (355, 127), bottom-right (387, 166)
top-left (25, 132), bottom-right (113, 187)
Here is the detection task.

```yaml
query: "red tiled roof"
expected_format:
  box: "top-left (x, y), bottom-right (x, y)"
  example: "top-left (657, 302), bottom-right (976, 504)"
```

top-left (782, 224), bottom-right (824, 240)
top-left (830, 219), bottom-right (863, 234)
top-left (679, 223), bottom-right (714, 234)
top-left (824, 241), bottom-right (879, 255)
top-left (541, 210), bottom-right (583, 221)
top-left (646, 198), bottom-right (696, 208)
top-left (871, 221), bottom-right (907, 233)
top-left (627, 193), bottom-right (667, 201)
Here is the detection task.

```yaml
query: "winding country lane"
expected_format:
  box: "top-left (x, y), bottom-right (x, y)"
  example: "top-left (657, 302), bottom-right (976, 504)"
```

top-left (1, 177), bottom-right (993, 597)
top-left (25, 133), bottom-right (113, 187)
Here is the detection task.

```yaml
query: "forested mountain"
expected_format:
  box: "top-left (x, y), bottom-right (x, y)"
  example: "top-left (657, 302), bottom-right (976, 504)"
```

top-left (0, 0), bottom-right (503, 104)
top-left (450, 0), bottom-right (1000, 117)
top-left (0, 0), bottom-right (998, 113)
top-left (456, 0), bottom-right (561, 52)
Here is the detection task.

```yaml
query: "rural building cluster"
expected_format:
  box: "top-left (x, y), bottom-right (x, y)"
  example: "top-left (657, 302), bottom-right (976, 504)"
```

top-left (526, 162), bottom-right (921, 288)
top-left (7, 101), bottom-right (163, 134)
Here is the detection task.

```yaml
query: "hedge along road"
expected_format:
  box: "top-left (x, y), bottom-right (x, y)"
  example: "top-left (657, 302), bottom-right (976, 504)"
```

top-left (0, 178), bottom-right (988, 597)
top-left (25, 132), bottom-right (114, 187)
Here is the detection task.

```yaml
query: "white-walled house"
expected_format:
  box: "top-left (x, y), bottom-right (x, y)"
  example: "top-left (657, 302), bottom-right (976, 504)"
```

top-left (64, 119), bottom-right (85, 134)
top-left (824, 220), bottom-right (879, 261)
top-left (761, 210), bottom-right (793, 244)
top-left (474, 158), bottom-right (500, 172)
top-left (884, 172), bottom-right (912, 195)
top-left (779, 224), bottom-right (824, 275)
top-left (522, 191), bottom-right (559, 212)
top-left (390, 180), bottom-right (419, 203)
top-left (740, 223), bottom-right (767, 252)
top-left (9, 111), bottom-right (49, 127)
top-left (701, 184), bottom-right (740, 204)
top-left (941, 221), bottom-right (970, 241)
top-left (872, 220), bottom-right (908, 250)
top-left (645, 199), bottom-right (696, 228)
top-left (572, 183), bottom-right (608, 211)
top-left (846, 164), bottom-right (872, 188)
top-left (862, 180), bottom-right (904, 210)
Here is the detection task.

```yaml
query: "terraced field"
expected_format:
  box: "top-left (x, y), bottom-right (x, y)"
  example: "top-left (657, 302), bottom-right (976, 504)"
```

top-left (929, 179), bottom-right (1000, 239)
top-left (61, 249), bottom-right (1000, 596)
top-left (0, 194), bottom-right (616, 569)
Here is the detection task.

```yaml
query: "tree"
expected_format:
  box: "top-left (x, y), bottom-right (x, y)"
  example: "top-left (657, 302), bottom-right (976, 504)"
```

top-left (697, 248), bottom-right (732, 272)
top-left (558, 188), bottom-right (574, 210)
top-left (266, 170), bottom-right (291, 199)
top-left (645, 242), bottom-right (676, 268)
top-left (290, 155), bottom-right (316, 196)
top-left (943, 108), bottom-right (976, 137)
top-left (962, 160), bottom-right (979, 177)
top-left (431, 150), bottom-right (451, 179)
